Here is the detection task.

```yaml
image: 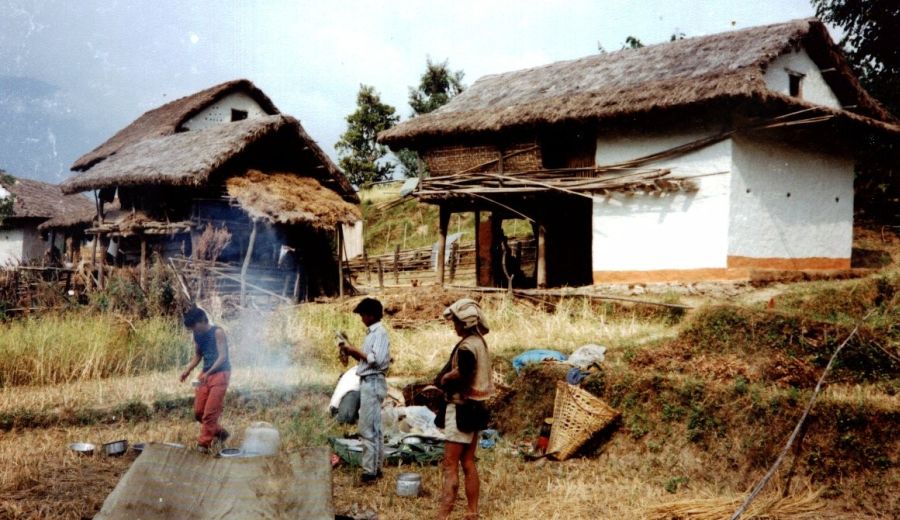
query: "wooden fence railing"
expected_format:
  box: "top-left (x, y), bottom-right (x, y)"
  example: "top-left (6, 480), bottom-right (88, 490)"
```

top-left (346, 239), bottom-right (536, 287)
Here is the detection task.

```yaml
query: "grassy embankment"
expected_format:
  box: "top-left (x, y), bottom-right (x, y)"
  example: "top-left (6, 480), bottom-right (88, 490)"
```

top-left (0, 265), bottom-right (898, 518)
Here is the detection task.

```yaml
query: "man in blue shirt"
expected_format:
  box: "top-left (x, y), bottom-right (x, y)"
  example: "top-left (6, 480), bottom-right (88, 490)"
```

top-left (338, 297), bottom-right (390, 483)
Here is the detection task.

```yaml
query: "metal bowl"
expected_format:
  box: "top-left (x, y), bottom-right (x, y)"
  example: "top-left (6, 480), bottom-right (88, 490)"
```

top-left (218, 448), bottom-right (244, 458)
top-left (69, 442), bottom-right (96, 456)
top-left (103, 439), bottom-right (128, 457)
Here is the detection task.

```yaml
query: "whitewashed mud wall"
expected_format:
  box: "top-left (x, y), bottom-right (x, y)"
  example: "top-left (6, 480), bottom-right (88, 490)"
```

top-left (729, 136), bottom-right (854, 265)
top-left (0, 228), bottom-right (24, 266)
top-left (181, 92), bottom-right (268, 130)
top-left (591, 131), bottom-right (732, 275)
top-left (764, 48), bottom-right (842, 109)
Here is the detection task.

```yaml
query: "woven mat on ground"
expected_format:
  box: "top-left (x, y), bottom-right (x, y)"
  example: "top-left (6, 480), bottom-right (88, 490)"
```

top-left (94, 443), bottom-right (333, 520)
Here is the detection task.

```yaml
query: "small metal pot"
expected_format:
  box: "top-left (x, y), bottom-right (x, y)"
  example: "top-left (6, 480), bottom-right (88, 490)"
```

top-left (102, 439), bottom-right (128, 457)
top-left (396, 472), bottom-right (422, 497)
top-left (132, 443), bottom-right (146, 453)
top-left (218, 448), bottom-right (244, 458)
top-left (69, 442), bottom-right (95, 456)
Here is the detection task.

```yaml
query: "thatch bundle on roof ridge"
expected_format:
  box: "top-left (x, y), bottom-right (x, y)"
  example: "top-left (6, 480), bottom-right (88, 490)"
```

top-left (226, 170), bottom-right (361, 229)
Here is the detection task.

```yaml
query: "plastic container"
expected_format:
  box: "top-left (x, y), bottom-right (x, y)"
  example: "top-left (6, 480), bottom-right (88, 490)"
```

top-left (240, 422), bottom-right (281, 456)
top-left (396, 472), bottom-right (422, 497)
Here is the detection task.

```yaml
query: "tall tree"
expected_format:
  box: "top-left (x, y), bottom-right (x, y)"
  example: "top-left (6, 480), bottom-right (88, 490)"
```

top-left (623, 36), bottom-right (645, 49)
top-left (408, 58), bottom-right (465, 116)
top-left (813, 0), bottom-right (900, 115)
top-left (400, 58), bottom-right (466, 178)
top-left (813, 0), bottom-right (900, 221)
top-left (0, 170), bottom-right (15, 224)
top-left (336, 85), bottom-right (399, 186)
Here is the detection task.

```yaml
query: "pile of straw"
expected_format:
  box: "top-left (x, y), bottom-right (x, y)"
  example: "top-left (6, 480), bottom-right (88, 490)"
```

top-left (645, 488), bottom-right (825, 519)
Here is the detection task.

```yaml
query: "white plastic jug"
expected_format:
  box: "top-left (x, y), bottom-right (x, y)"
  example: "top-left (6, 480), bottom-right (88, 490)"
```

top-left (240, 421), bottom-right (281, 456)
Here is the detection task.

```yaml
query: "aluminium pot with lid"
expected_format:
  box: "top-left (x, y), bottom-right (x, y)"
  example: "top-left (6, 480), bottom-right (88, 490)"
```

top-left (396, 472), bottom-right (422, 497)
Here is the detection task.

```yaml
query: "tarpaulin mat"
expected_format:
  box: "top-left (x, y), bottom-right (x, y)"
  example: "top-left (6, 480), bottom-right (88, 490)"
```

top-left (94, 443), bottom-right (333, 520)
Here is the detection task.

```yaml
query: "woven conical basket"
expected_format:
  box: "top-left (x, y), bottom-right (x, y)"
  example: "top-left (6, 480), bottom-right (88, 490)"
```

top-left (546, 381), bottom-right (619, 460)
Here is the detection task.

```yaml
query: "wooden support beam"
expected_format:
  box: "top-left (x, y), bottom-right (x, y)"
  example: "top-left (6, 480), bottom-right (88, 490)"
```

top-left (241, 219), bottom-right (258, 307)
top-left (139, 235), bottom-right (147, 290)
top-left (437, 206), bottom-right (450, 287)
top-left (473, 211), bottom-right (481, 284)
top-left (364, 249), bottom-right (371, 283)
top-left (449, 240), bottom-right (459, 284)
top-left (293, 263), bottom-right (302, 302)
top-left (337, 225), bottom-right (345, 299)
top-left (377, 259), bottom-right (384, 289)
top-left (98, 235), bottom-right (106, 289)
top-left (394, 244), bottom-right (400, 285)
top-left (536, 223), bottom-right (547, 289)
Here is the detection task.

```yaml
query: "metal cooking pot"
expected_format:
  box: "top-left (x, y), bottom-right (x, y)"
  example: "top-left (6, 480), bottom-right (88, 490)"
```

top-left (396, 472), bottom-right (422, 497)
top-left (132, 443), bottom-right (146, 453)
top-left (69, 442), bottom-right (95, 456)
top-left (218, 448), bottom-right (244, 458)
top-left (102, 439), bottom-right (128, 457)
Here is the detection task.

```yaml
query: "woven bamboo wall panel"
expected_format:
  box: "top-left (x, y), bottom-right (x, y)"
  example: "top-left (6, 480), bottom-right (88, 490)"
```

top-left (423, 142), bottom-right (542, 176)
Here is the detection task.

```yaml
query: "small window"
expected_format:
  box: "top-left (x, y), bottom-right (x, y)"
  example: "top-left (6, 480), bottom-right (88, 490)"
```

top-left (231, 109), bottom-right (248, 122)
top-left (788, 72), bottom-right (804, 98)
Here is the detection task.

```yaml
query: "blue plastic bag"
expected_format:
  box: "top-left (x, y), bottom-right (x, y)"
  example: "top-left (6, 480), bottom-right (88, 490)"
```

top-left (511, 349), bottom-right (567, 374)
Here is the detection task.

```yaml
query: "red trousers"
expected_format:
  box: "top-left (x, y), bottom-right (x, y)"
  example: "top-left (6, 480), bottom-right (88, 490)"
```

top-left (194, 371), bottom-right (230, 446)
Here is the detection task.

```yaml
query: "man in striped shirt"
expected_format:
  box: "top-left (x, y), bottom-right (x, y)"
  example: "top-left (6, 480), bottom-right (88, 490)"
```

top-left (338, 297), bottom-right (391, 483)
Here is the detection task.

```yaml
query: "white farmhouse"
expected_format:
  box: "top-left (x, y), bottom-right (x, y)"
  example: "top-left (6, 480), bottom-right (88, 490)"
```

top-left (379, 18), bottom-right (899, 287)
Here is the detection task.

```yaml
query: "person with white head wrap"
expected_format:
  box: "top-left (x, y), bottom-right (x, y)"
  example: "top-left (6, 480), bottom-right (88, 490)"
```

top-left (441, 298), bottom-right (490, 334)
top-left (436, 298), bottom-right (494, 520)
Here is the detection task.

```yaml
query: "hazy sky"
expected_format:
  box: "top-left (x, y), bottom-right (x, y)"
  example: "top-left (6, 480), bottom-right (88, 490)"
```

top-left (1, 0), bottom-right (819, 183)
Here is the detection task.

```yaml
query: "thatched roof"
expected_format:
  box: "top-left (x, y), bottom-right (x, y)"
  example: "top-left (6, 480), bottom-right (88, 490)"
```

top-left (226, 170), bottom-right (361, 229)
top-left (72, 79), bottom-right (278, 171)
top-left (61, 115), bottom-right (358, 203)
top-left (380, 19), bottom-right (898, 147)
top-left (0, 176), bottom-right (94, 229)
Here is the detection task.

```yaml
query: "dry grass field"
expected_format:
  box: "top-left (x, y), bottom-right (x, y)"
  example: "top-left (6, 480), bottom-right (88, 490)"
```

top-left (0, 257), bottom-right (897, 518)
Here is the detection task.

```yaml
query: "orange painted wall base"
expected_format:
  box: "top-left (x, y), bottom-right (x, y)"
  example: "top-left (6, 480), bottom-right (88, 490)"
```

top-left (592, 256), bottom-right (851, 284)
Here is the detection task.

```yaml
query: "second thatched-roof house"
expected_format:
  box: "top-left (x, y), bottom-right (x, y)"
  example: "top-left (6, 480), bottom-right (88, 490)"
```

top-left (61, 79), bottom-right (360, 299)
top-left (0, 174), bottom-right (95, 266)
top-left (380, 18), bottom-right (900, 287)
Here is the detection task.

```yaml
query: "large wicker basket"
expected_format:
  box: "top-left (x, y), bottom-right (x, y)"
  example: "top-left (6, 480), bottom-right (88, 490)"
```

top-left (546, 381), bottom-right (620, 461)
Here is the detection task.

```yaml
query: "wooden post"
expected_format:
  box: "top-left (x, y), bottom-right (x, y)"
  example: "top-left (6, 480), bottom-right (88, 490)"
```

top-left (65, 235), bottom-right (74, 263)
top-left (449, 240), bottom-right (459, 284)
top-left (437, 206), bottom-right (450, 287)
top-left (363, 249), bottom-right (371, 284)
top-left (293, 261), bottom-right (302, 302)
top-left (377, 259), bottom-right (384, 289)
top-left (98, 235), bottom-right (106, 289)
top-left (536, 223), bottom-right (547, 289)
top-left (473, 211), bottom-right (481, 284)
top-left (241, 219), bottom-right (258, 307)
top-left (337, 225), bottom-right (344, 299)
top-left (393, 244), bottom-right (400, 285)
top-left (139, 235), bottom-right (147, 291)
